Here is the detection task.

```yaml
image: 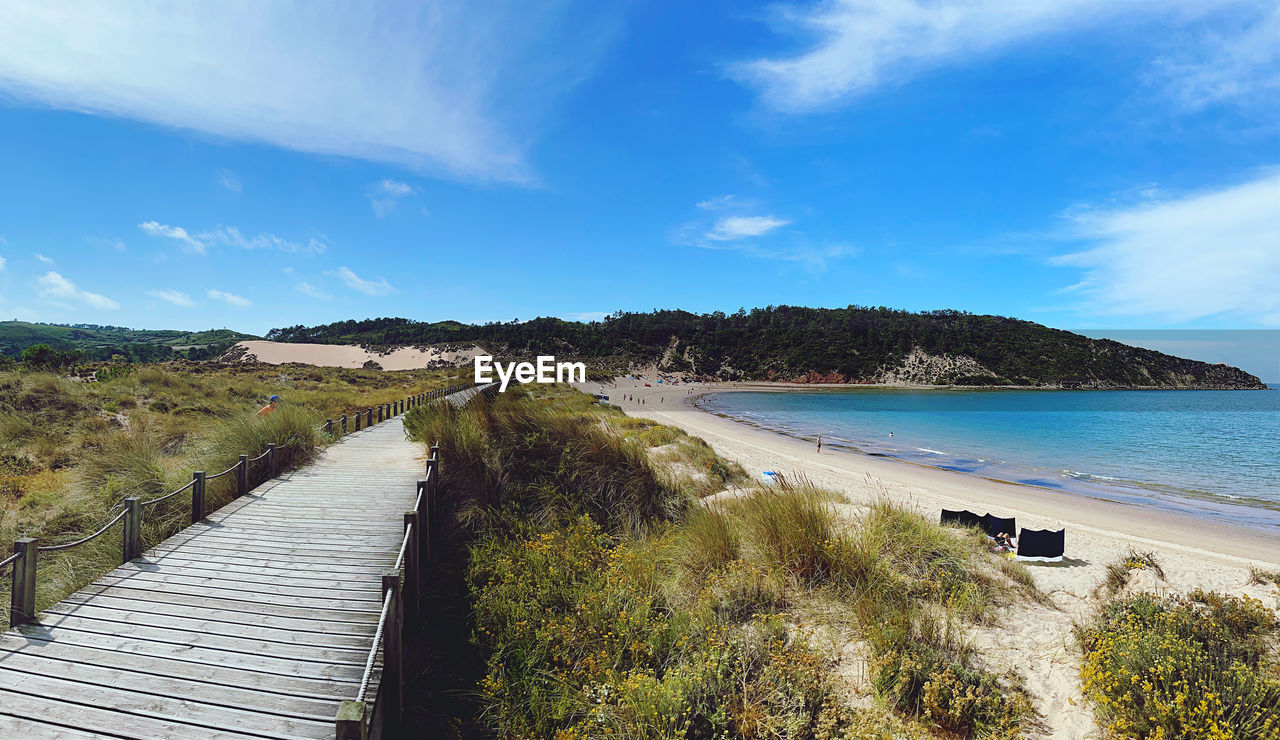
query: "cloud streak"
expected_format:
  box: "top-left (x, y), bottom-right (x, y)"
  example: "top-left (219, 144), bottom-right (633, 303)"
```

top-left (206, 289), bottom-right (252, 308)
top-left (331, 267), bottom-right (395, 296)
top-left (1052, 171), bottom-right (1280, 325)
top-left (367, 179), bottom-right (417, 217)
top-left (0, 2), bottom-right (621, 182)
top-left (146, 289), bottom-right (196, 307)
top-left (139, 221), bottom-right (327, 255)
top-left (706, 215), bottom-right (790, 241)
top-left (37, 271), bottom-right (119, 309)
top-left (295, 282), bottom-right (332, 300)
top-left (732, 0), bottom-right (1263, 112)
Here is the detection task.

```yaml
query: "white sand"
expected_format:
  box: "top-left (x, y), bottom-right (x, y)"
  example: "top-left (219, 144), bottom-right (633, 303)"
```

top-left (588, 378), bottom-right (1280, 738)
top-left (227, 340), bottom-right (487, 371)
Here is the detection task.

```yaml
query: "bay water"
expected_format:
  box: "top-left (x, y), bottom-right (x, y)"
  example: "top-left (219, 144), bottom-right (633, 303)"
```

top-left (696, 386), bottom-right (1280, 530)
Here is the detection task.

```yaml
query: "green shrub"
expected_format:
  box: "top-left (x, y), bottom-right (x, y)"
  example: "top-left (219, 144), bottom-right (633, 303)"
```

top-left (1078, 591), bottom-right (1280, 739)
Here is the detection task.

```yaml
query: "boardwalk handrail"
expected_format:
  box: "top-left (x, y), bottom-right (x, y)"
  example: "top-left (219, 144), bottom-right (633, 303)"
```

top-left (7, 382), bottom-right (476, 629)
top-left (36, 510), bottom-right (127, 553)
top-left (139, 477), bottom-right (196, 507)
top-left (338, 384), bottom-right (501, 738)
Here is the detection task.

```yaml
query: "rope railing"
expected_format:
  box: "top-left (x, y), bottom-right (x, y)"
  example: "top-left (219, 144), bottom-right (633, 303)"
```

top-left (139, 477), bottom-right (195, 508)
top-left (355, 590), bottom-right (395, 704)
top-left (249, 448), bottom-right (271, 463)
top-left (205, 460), bottom-right (242, 481)
top-left (36, 510), bottom-right (127, 553)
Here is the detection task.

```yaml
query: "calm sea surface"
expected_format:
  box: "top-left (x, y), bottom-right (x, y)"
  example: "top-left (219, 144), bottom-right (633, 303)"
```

top-left (696, 385), bottom-right (1280, 530)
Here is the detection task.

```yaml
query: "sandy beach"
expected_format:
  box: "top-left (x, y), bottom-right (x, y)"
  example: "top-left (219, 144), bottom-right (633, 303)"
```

top-left (586, 378), bottom-right (1279, 738)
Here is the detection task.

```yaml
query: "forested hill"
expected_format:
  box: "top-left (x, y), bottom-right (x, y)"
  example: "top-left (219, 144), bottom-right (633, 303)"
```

top-left (265, 307), bottom-right (1266, 389)
top-left (0, 321), bottom-right (257, 362)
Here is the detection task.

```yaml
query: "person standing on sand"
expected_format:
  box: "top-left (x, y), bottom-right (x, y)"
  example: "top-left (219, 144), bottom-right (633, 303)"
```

top-left (817, 435), bottom-right (822, 453)
top-left (257, 395), bottom-right (280, 417)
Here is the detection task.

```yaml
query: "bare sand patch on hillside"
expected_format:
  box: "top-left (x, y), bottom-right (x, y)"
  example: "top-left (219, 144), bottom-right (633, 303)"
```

top-left (228, 340), bottom-right (486, 371)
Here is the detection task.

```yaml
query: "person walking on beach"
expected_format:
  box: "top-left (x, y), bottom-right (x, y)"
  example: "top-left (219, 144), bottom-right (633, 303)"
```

top-left (816, 435), bottom-right (822, 453)
top-left (257, 395), bottom-right (280, 417)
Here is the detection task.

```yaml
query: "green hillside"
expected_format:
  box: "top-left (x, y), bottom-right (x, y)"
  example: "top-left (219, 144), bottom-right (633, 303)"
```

top-left (265, 307), bottom-right (1267, 390)
top-left (0, 321), bottom-right (258, 362)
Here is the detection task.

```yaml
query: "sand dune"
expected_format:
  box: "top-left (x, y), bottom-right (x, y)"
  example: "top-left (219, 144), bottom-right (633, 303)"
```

top-left (226, 340), bottom-right (486, 371)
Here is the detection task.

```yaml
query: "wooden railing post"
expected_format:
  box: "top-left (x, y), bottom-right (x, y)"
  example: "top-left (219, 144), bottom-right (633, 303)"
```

top-left (341, 414), bottom-right (347, 435)
top-left (324, 418), bottom-right (332, 436)
top-left (123, 498), bottom-right (142, 562)
top-left (191, 471), bottom-right (206, 524)
top-left (267, 443), bottom-right (277, 478)
top-left (335, 701), bottom-right (368, 740)
top-left (9, 538), bottom-right (37, 627)
top-left (403, 511), bottom-right (420, 625)
top-left (354, 410), bottom-right (361, 431)
top-left (381, 570), bottom-right (404, 731)
top-left (378, 405), bottom-right (383, 423)
top-left (236, 455), bottom-right (248, 497)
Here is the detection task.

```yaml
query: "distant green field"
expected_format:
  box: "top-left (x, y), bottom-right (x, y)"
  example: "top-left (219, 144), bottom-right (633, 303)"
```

top-left (0, 321), bottom-right (258, 362)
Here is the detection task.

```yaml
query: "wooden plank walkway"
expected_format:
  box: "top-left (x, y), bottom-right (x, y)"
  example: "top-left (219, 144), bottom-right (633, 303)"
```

top-left (0, 410), bottom-right (430, 739)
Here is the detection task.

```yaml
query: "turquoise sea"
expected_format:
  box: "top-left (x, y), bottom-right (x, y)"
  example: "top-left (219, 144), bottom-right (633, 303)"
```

top-left (696, 385), bottom-right (1280, 530)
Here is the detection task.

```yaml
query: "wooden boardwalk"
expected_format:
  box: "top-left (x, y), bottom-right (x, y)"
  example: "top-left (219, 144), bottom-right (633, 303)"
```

top-left (0, 410), bottom-right (430, 739)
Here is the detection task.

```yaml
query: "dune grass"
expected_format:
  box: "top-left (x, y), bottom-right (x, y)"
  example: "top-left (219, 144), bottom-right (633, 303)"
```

top-left (1077, 590), bottom-right (1280, 739)
top-left (1098, 549), bottom-right (1167, 596)
top-left (407, 385), bottom-right (1039, 738)
top-left (0, 361), bottom-right (461, 628)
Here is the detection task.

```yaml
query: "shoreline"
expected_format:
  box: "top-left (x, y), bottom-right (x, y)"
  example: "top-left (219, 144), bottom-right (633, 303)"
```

top-left (590, 379), bottom-right (1279, 566)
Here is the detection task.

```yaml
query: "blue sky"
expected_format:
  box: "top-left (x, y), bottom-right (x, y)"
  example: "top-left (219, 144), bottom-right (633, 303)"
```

top-left (0, 0), bottom-right (1277, 339)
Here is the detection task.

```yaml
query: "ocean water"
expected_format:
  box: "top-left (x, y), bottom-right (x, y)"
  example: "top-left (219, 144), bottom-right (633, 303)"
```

top-left (696, 386), bottom-right (1280, 530)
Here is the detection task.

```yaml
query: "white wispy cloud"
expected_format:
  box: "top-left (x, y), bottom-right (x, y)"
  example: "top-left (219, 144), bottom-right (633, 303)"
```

top-left (0, 255), bottom-right (6, 271)
top-left (367, 178), bottom-right (417, 217)
top-left (0, 2), bottom-right (621, 182)
top-left (706, 215), bottom-right (790, 241)
top-left (206, 289), bottom-right (252, 308)
top-left (35, 253), bottom-right (54, 264)
top-left (146, 289), bottom-right (196, 307)
top-left (139, 221), bottom-right (204, 253)
top-left (696, 195), bottom-right (740, 210)
top-left (295, 282), bottom-right (332, 300)
top-left (732, 0), bottom-right (1260, 112)
top-left (217, 168), bottom-right (242, 193)
top-left (563, 311), bottom-right (609, 322)
top-left (37, 271), bottom-right (120, 309)
top-left (330, 266), bottom-right (395, 296)
top-left (139, 221), bottom-right (327, 255)
top-left (1146, 5), bottom-right (1279, 111)
top-left (1052, 171), bottom-right (1280, 325)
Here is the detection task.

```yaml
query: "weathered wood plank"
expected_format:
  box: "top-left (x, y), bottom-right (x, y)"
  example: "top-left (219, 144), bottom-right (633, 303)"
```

top-left (55, 592), bottom-right (379, 635)
top-left (0, 688), bottom-right (269, 740)
top-left (40, 602), bottom-right (374, 649)
top-left (0, 669), bottom-right (333, 737)
top-left (25, 611), bottom-right (368, 662)
top-left (88, 571), bottom-right (385, 604)
top-left (0, 638), bottom-right (357, 701)
top-left (11, 624), bottom-right (366, 680)
top-left (0, 714), bottom-right (106, 740)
